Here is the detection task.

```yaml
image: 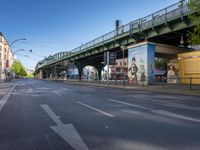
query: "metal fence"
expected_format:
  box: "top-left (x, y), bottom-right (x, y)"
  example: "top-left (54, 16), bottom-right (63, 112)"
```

top-left (74, 76), bottom-right (200, 92)
top-left (150, 77), bottom-right (200, 91)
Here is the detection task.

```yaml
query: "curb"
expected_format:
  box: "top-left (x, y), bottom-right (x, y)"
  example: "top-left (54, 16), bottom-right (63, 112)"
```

top-left (48, 79), bottom-right (200, 96)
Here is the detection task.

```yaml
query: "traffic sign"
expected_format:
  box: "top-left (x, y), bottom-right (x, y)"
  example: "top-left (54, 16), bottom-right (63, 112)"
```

top-left (104, 52), bottom-right (116, 65)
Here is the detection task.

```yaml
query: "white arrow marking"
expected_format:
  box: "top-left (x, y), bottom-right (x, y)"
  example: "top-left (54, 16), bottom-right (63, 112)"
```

top-left (107, 99), bottom-right (152, 111)
top-left (41, 104), bottom-right (89, 150)
top-left (77, 101), bottom-right (114, 117)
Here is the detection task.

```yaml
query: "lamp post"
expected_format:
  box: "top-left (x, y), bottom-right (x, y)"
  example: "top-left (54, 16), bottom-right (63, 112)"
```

top-left (9, 38), bottom-right (26, 62)
top-left (10, 49), bottom-right (26, 65)
top-left (120, 46), bottom-right (127, 86)
top-left (10, 49), bottom-right (26, 74)
top-left (13, 49), bottom-right (25, 55)
top-left (6, 38), bottom-right (26, 80)
top-left (11, 49), bottom-right (26, 64)
top-left (9, 38), bottom-right (26, 50)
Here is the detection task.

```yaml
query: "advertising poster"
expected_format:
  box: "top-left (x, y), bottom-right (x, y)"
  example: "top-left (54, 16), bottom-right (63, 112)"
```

top-left (128, 43), bottom-right (155, 85)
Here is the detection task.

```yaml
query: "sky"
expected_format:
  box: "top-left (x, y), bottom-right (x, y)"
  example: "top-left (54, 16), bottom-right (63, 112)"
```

top-left (1, 0), bottom-right (179, 70)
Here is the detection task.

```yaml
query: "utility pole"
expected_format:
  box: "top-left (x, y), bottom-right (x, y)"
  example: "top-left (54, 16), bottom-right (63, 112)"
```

top-left (107, 51), bottom-right (109, 85)
top-left (123, 49), bottom-right (125, 86)
top-left (121, 46), bottom-right (127, 86)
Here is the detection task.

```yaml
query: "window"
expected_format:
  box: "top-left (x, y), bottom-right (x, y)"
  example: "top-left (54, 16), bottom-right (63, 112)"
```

top-left (0, 38), bottom-right (2, 43)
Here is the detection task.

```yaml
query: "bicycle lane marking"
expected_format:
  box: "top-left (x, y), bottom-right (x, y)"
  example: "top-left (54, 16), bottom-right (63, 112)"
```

top-left (0, 82), bottom-right (18, 111)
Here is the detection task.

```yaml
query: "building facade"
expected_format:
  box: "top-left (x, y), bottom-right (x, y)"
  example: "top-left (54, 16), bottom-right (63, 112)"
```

top-left (0, 32), bottom-right (14, 81)
top-left (178, 51), bottom-right (200, 84)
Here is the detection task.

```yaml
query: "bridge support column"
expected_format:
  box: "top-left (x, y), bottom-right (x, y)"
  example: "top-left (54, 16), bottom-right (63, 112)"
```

top-left (48, 69), bottom-right (52, 79)
top-left (94, 64), bottom-right (105, 81)
top-left (44, 69), bottom-right (50, 79)
top-left (128, 42), bottom-right (155, 85)
top-left (49, 68), bottom-right (53, 80)
top-left (75, 61), bottom-right (84, 81)
top-left (39, 70), bottom-right (43, 79)
top-left (44, 70), bottom-right (47, 79)
top-left (53, 65), bottom-right (58, 80)
top-left (78, 68), bottom-right (83, 81)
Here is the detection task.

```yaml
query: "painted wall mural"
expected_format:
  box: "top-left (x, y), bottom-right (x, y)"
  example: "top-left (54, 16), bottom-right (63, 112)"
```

top-left (128, 43), bottom-right (155, 85)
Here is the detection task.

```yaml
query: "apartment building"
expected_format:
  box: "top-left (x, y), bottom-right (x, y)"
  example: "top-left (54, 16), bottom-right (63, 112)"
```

top-left (0, 32), bottom-right (14, 80)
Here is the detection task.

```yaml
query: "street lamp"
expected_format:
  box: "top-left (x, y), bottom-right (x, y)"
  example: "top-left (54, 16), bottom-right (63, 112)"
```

top-left (13, 49), bottom-right (25, 54)
top-left (120, 45), bottom-right (127, 86)
top-left (9, 38), bottom-right (26, 49)
top-left (8, 38), bottom-right (26, 66)
top-left (11, 49), bottom-right (25, 66)
top-left (6, 38), bottom-right (26, 80)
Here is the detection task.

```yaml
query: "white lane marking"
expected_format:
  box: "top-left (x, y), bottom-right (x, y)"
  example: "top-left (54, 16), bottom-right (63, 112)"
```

top-left (41, 104), bottom-right (89, 150)
top-left (128, 95), bottom-right (200, 111)
top-left (52, 91), bottom-right (62, 96)
top-left (162, 103), bottom-right (200, 111)
top-left (152, 109), bottom-right (200, 124)
top-left (108, 99), bottom-right (200, 124)
top-left (77, 101), bottom-right (114, 117)
top-left (0, 83), bottom-right (18, 111)
top-left (107, 99), bottom-right (152, 111)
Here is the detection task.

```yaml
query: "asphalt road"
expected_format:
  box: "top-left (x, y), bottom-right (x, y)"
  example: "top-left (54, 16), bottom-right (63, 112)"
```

top-left (0, 79), bottom-right (200, 150)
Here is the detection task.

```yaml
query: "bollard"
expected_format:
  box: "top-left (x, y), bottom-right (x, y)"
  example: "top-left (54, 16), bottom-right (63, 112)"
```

top-left (162, 77), bottom-right (164, 88)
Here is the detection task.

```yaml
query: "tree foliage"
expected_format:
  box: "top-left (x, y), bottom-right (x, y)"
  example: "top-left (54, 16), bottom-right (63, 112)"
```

top-left (187, 0), bottom-right (200, 45)
top-left (11, 60), bottom-right (27, 77)
top-left (27, 73), bottom-right (34, 78)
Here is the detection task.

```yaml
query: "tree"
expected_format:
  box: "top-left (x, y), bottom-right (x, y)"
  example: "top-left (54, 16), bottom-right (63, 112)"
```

top-left (11, 60), bottom-right (22, 75)
top-left (187, 0), bottom-right (200, 45)
top-left (11, 60), bottom-right (27, 77)
top-left (27, 73), bottom-right (34, 78)
top-left (20, 66), bottom-right (27, 77)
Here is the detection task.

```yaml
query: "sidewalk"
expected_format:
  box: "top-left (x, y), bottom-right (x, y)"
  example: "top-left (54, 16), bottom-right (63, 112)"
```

top-left (50, 79), bottom-right (200, 96)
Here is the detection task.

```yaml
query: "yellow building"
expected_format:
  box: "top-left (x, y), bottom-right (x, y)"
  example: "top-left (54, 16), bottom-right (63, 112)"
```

top-left (178, 51), bottom-right (200, 84)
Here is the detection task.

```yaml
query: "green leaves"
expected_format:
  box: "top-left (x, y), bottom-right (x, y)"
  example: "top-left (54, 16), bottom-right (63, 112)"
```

top-left (27, 73), bottom-right (34, 78)
top-left (11, 60), bottom-right (27, 77)
top-left (187, 0), bottom-right (200, 45)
